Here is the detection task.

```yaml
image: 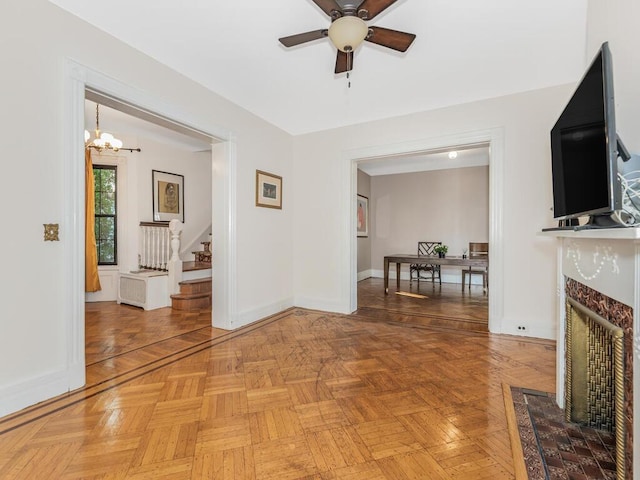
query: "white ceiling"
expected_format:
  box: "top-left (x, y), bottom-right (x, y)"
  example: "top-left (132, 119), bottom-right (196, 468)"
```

top-left (51, 0), bottom-right (588, 136)
top-left (358, 145), bottom-right (489, 176)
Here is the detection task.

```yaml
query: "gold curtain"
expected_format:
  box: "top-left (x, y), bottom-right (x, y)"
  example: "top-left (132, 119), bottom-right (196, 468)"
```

top-left (85, 148), bottom-right (102, 292)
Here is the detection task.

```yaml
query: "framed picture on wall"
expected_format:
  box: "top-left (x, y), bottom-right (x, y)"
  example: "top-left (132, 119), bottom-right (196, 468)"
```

top-left (256, 170), bottom-right (282, 209)
top-left (357, 194), bottom-right (368, 237)
top-left (152, 170), bottom-right (184, 223)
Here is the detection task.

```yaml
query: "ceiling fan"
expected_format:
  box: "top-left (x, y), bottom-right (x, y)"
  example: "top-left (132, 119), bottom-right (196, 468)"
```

top-left (279, 0), bottom-right (416, 74)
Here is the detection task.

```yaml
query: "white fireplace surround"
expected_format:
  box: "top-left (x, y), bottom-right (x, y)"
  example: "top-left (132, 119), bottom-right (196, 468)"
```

top-left (544, 227), bottom-right (640, 478)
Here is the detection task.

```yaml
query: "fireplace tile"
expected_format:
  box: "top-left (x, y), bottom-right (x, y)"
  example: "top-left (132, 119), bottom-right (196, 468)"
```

top-left (598, 459), bottom-right (617, 470)
top-left (582, 463), bottom-right (604, 476)
top-left (566, 473), bottom-right (588, 480)
top-left (562, 453), bottom-right (583, 465)
top-left (548, 465), bottom-right (570, 479)
top-left (573, 445), bottom-right (593, 457)
top-left (512, 387), bottom-right (619, 479)
top-left (546, 454), bottom-right (564, 467)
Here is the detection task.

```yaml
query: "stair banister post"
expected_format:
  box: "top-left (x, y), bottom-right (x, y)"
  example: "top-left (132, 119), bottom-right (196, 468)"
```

top-left (167, 219), bottom-right (183, 295)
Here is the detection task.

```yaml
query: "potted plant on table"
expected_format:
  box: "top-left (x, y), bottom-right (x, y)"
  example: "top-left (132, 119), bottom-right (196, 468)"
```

top-left (434, 244), bottom-right (448, 258)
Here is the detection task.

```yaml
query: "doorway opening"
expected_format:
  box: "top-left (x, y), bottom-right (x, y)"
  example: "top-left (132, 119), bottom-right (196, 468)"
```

top-left (64, 59), bottom-right (237, 394)
top-left (346, 128), bottom-right (505, 334)
top-left (83, 93), bottom-right (215, 367)
top-left (354, 144), bottom-right (490, 331)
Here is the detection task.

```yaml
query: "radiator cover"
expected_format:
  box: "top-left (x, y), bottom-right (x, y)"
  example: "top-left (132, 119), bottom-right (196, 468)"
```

top-left (117, 272), bottom-right (169, 310)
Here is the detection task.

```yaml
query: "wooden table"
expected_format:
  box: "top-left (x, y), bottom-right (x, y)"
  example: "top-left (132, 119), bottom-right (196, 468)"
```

top-left (383, 254), bottom-right (489, 294)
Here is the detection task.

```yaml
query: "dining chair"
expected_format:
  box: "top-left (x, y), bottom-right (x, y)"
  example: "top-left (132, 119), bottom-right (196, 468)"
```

top-left (462, 242), bottom-right (488, 291)
top-left (410, 241), bottom-right (442, 286)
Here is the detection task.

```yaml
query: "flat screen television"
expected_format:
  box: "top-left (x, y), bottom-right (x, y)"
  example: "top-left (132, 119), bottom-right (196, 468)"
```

top-left (550, 41), bottom-right (630, 229)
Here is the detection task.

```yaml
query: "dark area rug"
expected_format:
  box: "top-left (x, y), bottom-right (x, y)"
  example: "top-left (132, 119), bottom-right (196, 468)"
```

top-left (509, 386), bottom-right (617, 479)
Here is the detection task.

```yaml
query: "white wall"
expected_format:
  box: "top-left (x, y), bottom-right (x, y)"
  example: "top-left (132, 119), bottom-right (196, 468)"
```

top-left (0, 0), bottom-right (293, 417)
top-left (586, 0), bottom-right (640, 156)
top-left (292, 85), bottom-right (573, 339)
top-left (127, 137), bottom-right (212, 265)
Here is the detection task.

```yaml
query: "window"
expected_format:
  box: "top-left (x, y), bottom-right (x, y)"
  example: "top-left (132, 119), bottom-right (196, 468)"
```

top-left (93, 165), bottom-right (117, 265)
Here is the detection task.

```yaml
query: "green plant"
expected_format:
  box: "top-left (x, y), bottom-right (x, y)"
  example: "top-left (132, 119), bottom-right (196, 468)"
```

top-left (434, 244), bottom-right (448, 254)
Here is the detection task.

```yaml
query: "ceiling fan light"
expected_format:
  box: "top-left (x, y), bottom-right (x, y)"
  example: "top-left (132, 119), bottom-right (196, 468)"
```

top-left (328, 16), bottom-right (368, 52)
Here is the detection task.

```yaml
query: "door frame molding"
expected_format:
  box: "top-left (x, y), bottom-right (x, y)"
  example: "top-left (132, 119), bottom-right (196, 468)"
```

top-left (63, 59), bottom-right (238, 391)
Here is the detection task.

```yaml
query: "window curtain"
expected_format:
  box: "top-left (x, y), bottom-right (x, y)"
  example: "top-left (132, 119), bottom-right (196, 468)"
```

top-left (85, 148), bottom-right (102, 292)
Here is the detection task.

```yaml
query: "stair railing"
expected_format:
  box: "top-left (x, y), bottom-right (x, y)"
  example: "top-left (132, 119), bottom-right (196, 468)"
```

top-left (138, 220), bottom-right (183, 297)
top-left (167, 219), bottom-right (183, 295)
top-left (139, 222), bottom-right (171, 271)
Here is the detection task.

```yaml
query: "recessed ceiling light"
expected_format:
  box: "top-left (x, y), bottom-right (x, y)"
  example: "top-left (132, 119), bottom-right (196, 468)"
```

top-left (448, 151), bottom-right (458, 159)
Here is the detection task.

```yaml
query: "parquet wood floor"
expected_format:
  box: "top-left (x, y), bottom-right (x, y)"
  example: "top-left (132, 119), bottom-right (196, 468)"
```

top-left (0, 299), bottom-right (555, 479)
top-left (85, 302), bottom-right (217, 365)
top-left (356, 277), bottom-right (489, 332)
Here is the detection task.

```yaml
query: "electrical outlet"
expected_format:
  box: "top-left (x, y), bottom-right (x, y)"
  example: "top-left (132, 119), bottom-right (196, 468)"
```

top-left (517, 325), bottom-right (527, 331)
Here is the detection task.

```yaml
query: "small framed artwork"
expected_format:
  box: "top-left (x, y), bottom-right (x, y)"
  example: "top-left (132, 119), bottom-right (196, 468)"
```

top-left (256, 170), bottom-right (282, 209)
top-left (357, 194), bottom-right (369, 237)
top-left (152, 170), bottom-right (184, 223)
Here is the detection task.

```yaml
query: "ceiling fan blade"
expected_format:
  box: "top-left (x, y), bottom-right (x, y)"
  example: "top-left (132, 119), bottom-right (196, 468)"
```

top-left (357, 0), bottom-right (398, 20)
top-left (335, 50), bottom-right (354, 74)
top-left (311, 0), bottom-right (340, 16)
top-left (279, 29), bottom-right (328, 47)
top-left (366, 26), bottom-right (416, 52)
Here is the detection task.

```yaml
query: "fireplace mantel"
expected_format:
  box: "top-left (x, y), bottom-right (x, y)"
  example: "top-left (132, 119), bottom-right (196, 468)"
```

top-left (543, 226), bottom-right (640, 478)
top-left (542, 227), bottom-right (640, 240)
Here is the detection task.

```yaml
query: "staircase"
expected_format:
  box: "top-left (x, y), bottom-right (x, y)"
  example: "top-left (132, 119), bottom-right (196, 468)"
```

top-left (170, 241), bottom-right (212, 311)
top-left (118, 224), bottom-right (213, 312)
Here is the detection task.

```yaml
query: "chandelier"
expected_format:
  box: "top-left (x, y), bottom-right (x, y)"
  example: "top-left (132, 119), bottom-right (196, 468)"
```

top-left (85, 104), bottom-right (123, 152)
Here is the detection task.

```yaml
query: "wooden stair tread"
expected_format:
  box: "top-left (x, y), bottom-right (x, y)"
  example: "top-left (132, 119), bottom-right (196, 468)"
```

top-left (170, 291), bottom-right (211, 311)
top-left (170, 292), bottom-right (210, 300)
top-left (176, 277), bottom-right (211, 297)
top-left (179, 277), bottom-right (211, 285)
top-left (182, 261), bottom-right (211, 272)
top-left (172, 264), bottom-right (212, 311)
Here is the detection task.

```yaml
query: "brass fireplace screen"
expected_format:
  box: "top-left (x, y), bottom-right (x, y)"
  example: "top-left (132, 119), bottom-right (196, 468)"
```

top-left (565, 297), bottom-right (625, 479)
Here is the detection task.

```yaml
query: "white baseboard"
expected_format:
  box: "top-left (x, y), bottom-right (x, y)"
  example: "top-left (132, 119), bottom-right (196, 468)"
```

top-left (0, 363), bottom-right (85, 418)
top-left (357, 269), bottom-right (373, 281)
top-left (293, 296), bottom-right (351, 315)
top-left (232, 297), bottom-right (295, 330)
top-left (230, 295), bottom-right (352, 330)
top-left (499, 316), bottom-right (556, 340)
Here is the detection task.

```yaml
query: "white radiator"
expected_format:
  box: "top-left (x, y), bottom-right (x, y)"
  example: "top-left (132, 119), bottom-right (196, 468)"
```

top-left (117, 271), bottom-right (169, 310)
